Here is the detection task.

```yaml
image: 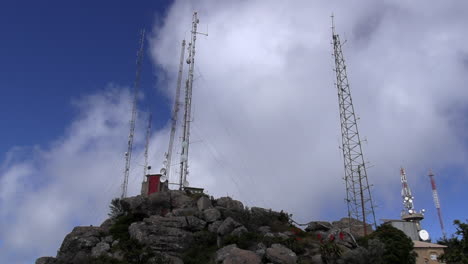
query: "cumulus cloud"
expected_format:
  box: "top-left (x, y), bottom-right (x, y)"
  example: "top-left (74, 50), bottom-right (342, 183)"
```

top-left (0, 86), bottom-right (168, 263)
top-left (2, 1), bottom-right (468, 262)
top-left (150, 0), bottom-right (468, 227)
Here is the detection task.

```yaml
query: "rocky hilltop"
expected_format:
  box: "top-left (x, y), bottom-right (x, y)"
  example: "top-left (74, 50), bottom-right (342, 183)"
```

top-left (36, 190), bottom-right (374, 264)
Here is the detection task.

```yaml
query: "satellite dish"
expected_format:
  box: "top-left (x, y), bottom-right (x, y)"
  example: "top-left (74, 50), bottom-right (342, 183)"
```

top-left (160, 175), bottom-right (168, 182)
top-left (409, 199), bottom-right (413, 203)
top-left (160, 168), bottom-right (166, 175)
top-left (421, 209), bottom-right (426, 213)
top-left (409, 209), bottom-right (414, 214)
top-left (183, 180), bottom-right (189, 187)
top-left (404, 197), bottom-right (409, 201)
top-left (419, 230), bottom-right (430, 241)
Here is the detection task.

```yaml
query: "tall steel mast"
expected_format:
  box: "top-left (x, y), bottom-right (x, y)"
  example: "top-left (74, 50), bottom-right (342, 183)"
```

top-left (429, 169), bottom-right (446, 238)
top-left (121, 29), bottom-right (145, 199)
top-left (161, 40), bottom-right (186, 184)
top-left (331, 16), bottom-right (376, 234)
top-left (179, 12), bottom-right (201, 190)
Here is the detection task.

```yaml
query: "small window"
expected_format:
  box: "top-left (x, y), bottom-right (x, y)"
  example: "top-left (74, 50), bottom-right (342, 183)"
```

top-left (430, 253), bottom-right (437, 260)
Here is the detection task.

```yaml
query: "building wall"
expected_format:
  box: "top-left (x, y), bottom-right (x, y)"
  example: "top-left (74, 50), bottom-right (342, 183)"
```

top-left (414, 248), bottom-right (445, 264)
top-left (389, 221), bottom-right (420, 240)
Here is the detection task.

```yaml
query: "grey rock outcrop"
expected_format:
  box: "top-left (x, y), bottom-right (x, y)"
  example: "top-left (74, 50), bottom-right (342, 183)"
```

top-left (197, 196), bottom-right (212, 211)
top-left (204, 208), bottom-right (222, 222)
top-left (91, 241), bottom-right (110, 257)
top-left (35, 189), bottom-right (375, 264)
top-left (217, 217), bottom-right (243, 236)
top-left (35, 257), bottom-right (57, 264)
top-left (305, 221), bottom-right (332, 232)
top-left (170, 191), bottom-right (194, 209)
top-left (266, 243), bottom-right (298, 264)
top-left (56, 226), bottom-right (103, 263)
top-left (209, 220), bottom-right (223, 233)
top-left (216, 197), bottom-right (244, 210)
top-left (215, 244), bottom-right (261, 264)
top-left (231, 226), bottom-right (248, 237)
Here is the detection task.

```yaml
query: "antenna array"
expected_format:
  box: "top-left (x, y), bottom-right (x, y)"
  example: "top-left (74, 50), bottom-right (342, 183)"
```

top-left (331, 16), bottom-right (376, 234)
top-left (161, 40), bottom-right (186, 183)
top-left (121, 29), bottom-right (145, 199)
top-left (179, 12), bottom-right (201, 190)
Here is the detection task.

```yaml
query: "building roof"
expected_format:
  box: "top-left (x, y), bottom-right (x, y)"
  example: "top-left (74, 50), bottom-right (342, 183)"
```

top-left (413, 240), bottom-right (447, 248)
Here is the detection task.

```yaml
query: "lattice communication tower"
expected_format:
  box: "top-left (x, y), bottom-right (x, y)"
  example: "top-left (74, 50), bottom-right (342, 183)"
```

top-left (179, 12), bottom-right (202, 190)
top-left (161, 40), bottom-right (186, 184)
top-left (331, 17), bottom-right (377, 234)
top-left (121, 29), bottom-right (145, 199)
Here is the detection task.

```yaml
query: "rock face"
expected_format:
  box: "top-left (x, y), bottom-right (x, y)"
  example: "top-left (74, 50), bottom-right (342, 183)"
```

top-left (56, 226), bottom-right (103, 263)
top-left (266, 243), bottom-right (298, 264)
top-left (216, 244), bottom-right (261, 264)
top-left (129, 216), bottom-right (195, 253)
top-left (35, 257), bottom-right (57, 264)
top-left (35, 190), bottom-right (370, 264)
top-left (216, 197), bottom-right (244, 210)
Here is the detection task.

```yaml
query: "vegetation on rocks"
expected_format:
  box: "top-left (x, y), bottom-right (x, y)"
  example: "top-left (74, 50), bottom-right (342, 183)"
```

top-left (36, 190), bottom-right (408, 264)
top-left (356, 224), bottom-right (416, 264)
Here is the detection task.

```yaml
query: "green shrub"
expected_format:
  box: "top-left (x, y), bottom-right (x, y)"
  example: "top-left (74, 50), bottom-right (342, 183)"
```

top-left (182, 231), bottom-right (217, 264)
top-left (362, 224), bottom-right (416, 264)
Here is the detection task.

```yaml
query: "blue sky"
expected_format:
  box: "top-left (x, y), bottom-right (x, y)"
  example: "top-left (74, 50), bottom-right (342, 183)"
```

top-left (1, 1), bottom-right (468, 263)
top-left (0, 0), bottom-right (172, 160)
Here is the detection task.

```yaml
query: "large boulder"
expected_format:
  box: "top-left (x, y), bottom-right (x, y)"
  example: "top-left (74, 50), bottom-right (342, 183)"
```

top-left (208, 220), bottom-right (223, 233)
top-left (170, 191), bottom-right (194, 209)
top-left (231, 226), bottom-right (248, 237)
top-left (91, 241), bottom-right (111, 257)
top-left (331, 218), bottom-right (373, 238)
top-left (217, 217), bottom-right (243, 236)
top-left (185, 216), bottom-right (207, 231)
top-left (203, 208), bottom-right (222, 223)
top-left (215, 244), bottom-right (261, 264)
top-left (266, 243), bottom-right (298, 264)
top-left (99, 218), bottom-right (115, 233)
top-left (148, 191), bottom-right (171, 215)
top-left (223, 248), bottom-right (262, 264)
top-left (56, 226), bottom-right (103, 263)
top-left (216, 244), bottom-right (238, 263)
top-left (172, 207), bottom-right (199, 217)
top-left (121, 195), bottom-right (147, 214)
top-left (197, 196), bottom-right (212, 211)
top-left (216, 197), bottom-right (244, 210)
top-left (129, 218), bottom-right (193, 253)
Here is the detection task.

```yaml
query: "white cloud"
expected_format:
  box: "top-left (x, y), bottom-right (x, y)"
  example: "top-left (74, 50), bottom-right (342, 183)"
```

top-left (150, 0), bottom-right (468, 223)
top-left (0, 86), bottom-right (169, 263)
top-left (2, 1), bottom-right (468, 262)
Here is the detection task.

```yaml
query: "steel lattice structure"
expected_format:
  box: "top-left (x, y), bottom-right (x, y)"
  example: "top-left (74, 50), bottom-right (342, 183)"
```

top-left (179, 12), bottom-right (200, 190)
top-left (331, 18), bottom-right (376, 234)
top-left (161, 40), bottom-right (186, 184)
top-left (121, 29), bottom-right (145, 199)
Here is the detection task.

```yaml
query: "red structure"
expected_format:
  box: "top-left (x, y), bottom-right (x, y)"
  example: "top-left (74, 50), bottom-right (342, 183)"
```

top-left (146, 174), bottom-right (161, 195)
top-left (428, 170), bottom-right (446, 238)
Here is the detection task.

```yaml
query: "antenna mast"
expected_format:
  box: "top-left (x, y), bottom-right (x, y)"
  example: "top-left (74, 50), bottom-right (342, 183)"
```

top-left (429, 169), bottom-right (446, 238)
top-left (161, 40), bottom-right (186, 184)
top-left (179, 12), bottom-right (201, 190)
top-left (143, 114), bottom-right (152, 179)
top-left (122, 29), bottom-right (145, 199)
top-left (331, 15), bottom-right (377, 234)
